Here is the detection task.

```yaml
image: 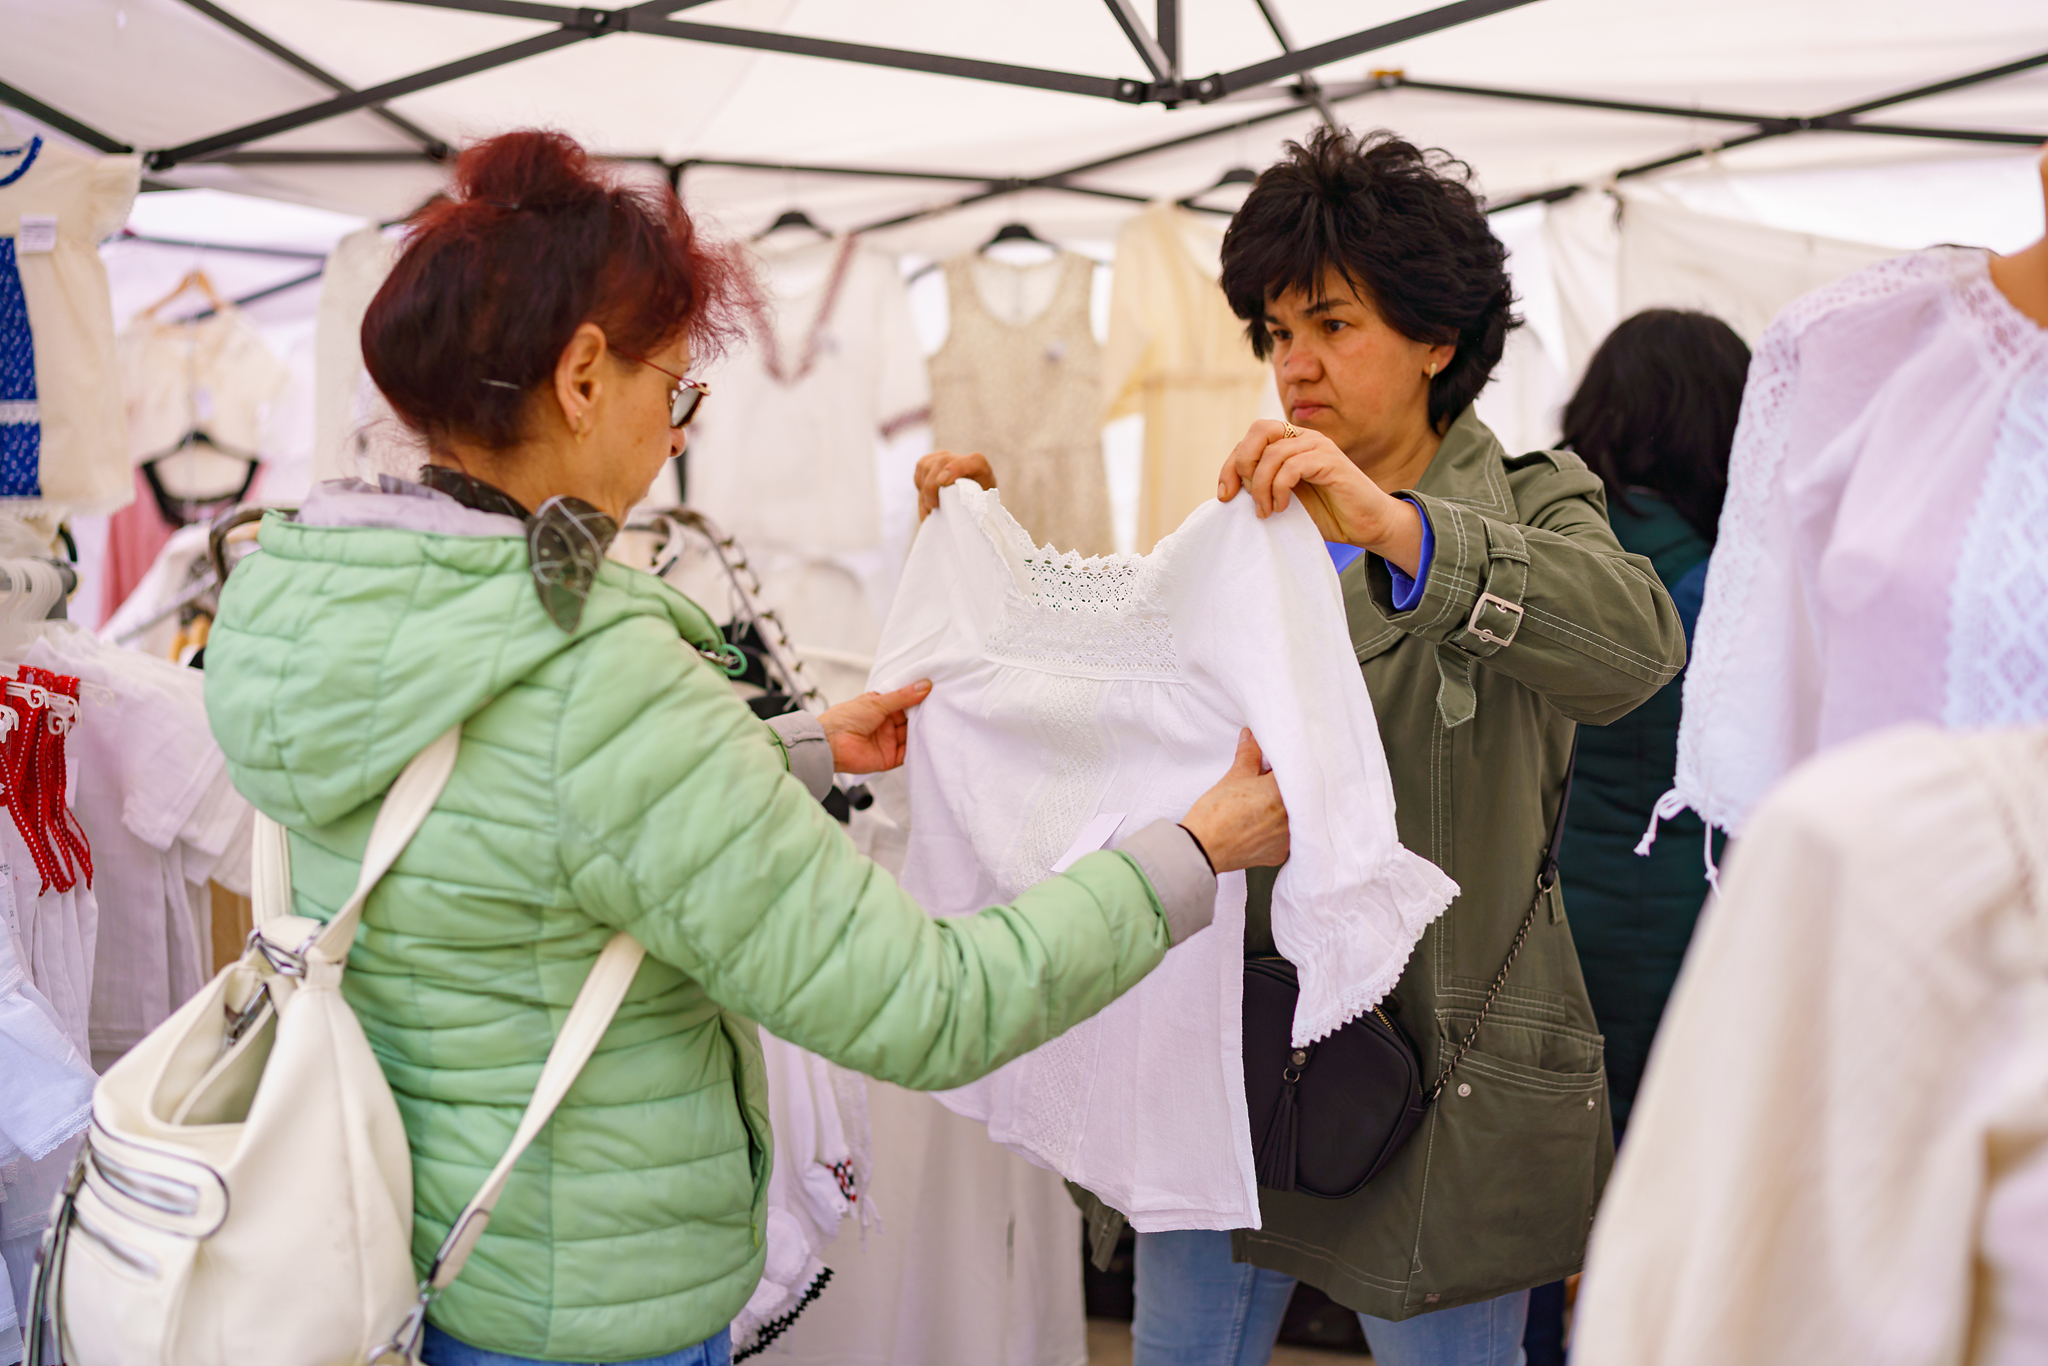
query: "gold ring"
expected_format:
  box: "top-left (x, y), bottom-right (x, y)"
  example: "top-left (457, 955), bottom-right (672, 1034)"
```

top-left (1280, 423), bottom-right (1301, 440)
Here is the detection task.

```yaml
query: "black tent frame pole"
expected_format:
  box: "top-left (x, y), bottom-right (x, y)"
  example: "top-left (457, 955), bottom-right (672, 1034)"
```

top-left (850, 96), bottom-right (1343, 235)
top-left (142, 0), bottom-right (1539, 168)
top-left (175, 0), bottom-right (450, 157)
top-left (1480, 51), bottom-right (2048, 213)
top-left (1104, 0), bottom-right (1176, 84)
top-left (146, 0), bottom-right (698, 170)
top-left (0, 80), bottom-right (132, 154)
top-left (1250, 0), bottom-right (1341, 130)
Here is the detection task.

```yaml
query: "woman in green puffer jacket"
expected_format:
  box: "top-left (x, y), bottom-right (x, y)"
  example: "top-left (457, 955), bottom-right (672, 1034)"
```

top-left (202, 130), bottom-right (1289, 1366)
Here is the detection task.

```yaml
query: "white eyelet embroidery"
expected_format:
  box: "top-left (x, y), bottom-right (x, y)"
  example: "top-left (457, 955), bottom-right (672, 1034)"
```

top-left (970, 489), bottom-right (1183, 681)
top-left (1677, 249), bottom-right (1957, 836)
top-left (1946, 368), bottom-right (2048, 727)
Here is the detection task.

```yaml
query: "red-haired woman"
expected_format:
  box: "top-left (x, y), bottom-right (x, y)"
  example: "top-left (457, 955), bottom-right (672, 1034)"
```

top-left (203, 130), bottom-right (1289, 1366)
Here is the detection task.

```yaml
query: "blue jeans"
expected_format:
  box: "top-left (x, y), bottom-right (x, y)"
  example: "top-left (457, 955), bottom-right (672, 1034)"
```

top-left (1132, 1229), bottom-right (1528, 1366)
top-left (421, 1323), bottom-right (731, 1366)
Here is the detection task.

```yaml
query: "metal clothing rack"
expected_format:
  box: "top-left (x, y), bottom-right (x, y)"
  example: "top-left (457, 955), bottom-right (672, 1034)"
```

top-left (0, 558), bottom-right (78, 622)
top-left (638, 507), bottom-right (829, 716)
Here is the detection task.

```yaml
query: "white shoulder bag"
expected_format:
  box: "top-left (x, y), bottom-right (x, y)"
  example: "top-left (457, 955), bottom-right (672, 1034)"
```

top-left (27, 725), bottom-right (647, 1366)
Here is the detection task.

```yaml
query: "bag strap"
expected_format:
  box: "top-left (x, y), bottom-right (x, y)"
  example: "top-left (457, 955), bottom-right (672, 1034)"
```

top-left (243, 725), bottom-right (646, 1363)
top-left (333, 730), bottom-right (647, 1361)
top-left (375, 932), bottom-right (646, 1362)
top-left (1426, 736), bottom-right (1578, 1105)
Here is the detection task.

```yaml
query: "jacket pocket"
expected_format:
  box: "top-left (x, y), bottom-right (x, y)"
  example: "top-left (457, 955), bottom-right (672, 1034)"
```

top-left (1406, 1045), bottom-right (1605, 1309)
top-left (717, 1013), bottom-right (773, 1240)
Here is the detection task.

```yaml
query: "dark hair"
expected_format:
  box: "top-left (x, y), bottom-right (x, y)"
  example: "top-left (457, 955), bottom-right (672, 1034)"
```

top-left (1220, 127), bottom-right (1518, 432)
top-left (1560, 309), bottom-right (1752, 544)
top-left (363, 129), bottom-right (748, 452)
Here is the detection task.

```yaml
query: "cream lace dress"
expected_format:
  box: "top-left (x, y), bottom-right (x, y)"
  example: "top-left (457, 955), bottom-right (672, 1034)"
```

top-left (1103, 203), bottom-right (1274, 552)
top-left (928, 251), bottom-right (1112, 556)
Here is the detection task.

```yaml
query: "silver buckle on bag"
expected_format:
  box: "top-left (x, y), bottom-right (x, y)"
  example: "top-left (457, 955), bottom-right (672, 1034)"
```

top-left (1464, 592), bottom-right (1524, 648)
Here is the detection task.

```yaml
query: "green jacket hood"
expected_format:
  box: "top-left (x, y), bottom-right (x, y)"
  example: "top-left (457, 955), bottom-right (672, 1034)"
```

top-left (205, 513), bottom-right (719, 829)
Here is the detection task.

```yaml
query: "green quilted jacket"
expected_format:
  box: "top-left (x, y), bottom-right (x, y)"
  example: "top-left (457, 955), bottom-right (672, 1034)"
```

top-left (203, 513), bottom-right (1179, 1361)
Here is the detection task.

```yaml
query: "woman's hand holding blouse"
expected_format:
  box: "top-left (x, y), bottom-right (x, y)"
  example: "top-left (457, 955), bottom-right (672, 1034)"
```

top-left (1219, 420), bottom-right (1426, 576)
top-left (820, 680), bottom-right (931, 773)
top-left (915, 450), bottom-right (996, 521)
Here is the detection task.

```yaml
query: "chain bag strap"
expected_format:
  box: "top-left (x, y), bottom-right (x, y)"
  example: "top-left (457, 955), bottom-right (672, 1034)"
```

top-left (1426, 737), bottom-right (1578, 1105)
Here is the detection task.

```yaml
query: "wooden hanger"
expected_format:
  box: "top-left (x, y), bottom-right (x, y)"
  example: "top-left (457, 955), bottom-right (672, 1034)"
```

top-left (136, 269), bottom-right (230, 322)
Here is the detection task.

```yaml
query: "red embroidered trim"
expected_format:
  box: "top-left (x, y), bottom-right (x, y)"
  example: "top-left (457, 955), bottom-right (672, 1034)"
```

top-left (745, 236), bottom-right (860, 386)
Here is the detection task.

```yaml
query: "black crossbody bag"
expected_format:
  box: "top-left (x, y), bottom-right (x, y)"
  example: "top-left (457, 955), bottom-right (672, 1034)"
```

top-left (1243, 746), bottom-right (1577, 1198)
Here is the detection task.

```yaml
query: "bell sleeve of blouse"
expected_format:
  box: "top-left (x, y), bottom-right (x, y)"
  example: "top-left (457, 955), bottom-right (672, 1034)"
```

top-left (555, 597), bottom-right (1178, 1093)
top-left (1175, 496), bottom-right (1459, 1045)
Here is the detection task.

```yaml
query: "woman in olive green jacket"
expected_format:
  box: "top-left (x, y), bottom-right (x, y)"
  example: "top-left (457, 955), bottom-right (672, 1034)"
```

top-left (925, 130), bottom-right (1684, 1366)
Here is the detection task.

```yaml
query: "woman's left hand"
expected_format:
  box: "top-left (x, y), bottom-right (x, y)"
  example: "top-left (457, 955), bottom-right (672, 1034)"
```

top-left (819, 680), bottom-right (933, 774)
top-left (1218, 420), bottom-right (1425, 575)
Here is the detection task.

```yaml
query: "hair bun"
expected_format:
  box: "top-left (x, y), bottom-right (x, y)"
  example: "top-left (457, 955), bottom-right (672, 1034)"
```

top-left (455, 128), bottom-right (601, 213)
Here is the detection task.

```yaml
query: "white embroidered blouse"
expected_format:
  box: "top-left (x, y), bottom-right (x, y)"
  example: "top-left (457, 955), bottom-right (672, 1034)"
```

top-left (1672, 247), bottom-right (2048, 844)
top-left (870, 482), bottom-right (1456, 1231)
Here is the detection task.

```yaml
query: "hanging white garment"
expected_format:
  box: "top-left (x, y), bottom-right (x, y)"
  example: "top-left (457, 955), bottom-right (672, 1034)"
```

top-left (0, 133), bottom-right (141, 517)
top-left (1616, 192), bottom-right (1895, 345)
top-left (1102, 203), bottom-right (1274, 553)
top-left (869, 482), bottom-right (1455, 1231)
top-left (688, 234), bottom-right (929, 557)
top-left (311, 223), bottom-right (404, 485)
top-left (0, 897), bottom-right (94, 1362)
top-left (759, 785), bottom-right (1085, 1366)
top-left (1574, 724), bottom-right (2048, 1366)
top-left (21, 623), bottom-right (253, 1068)
top-left (759, 1082), bottom-right (1088, 1366)
top-left (117, 304), bottom-right (290, 462)
top-left (98, 521), bottom-right (214, 658)
top-left (1671, 247), bottom-right (2048, 840)
top-left (733, 1031), bottom-right (876, 1358)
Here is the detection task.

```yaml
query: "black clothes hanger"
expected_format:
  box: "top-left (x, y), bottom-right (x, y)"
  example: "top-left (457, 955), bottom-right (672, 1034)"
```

top-left (1179, 165), bottom-right (1259, 210)
top-left (754, 208), bottom-right (829, 241)
top-left (139, 433), bottom-right (262, 528)
top-left (979, 221), bottom-right (1053, 252)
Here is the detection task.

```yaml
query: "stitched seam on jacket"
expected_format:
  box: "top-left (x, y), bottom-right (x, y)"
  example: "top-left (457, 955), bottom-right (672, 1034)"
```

top-left (1520, 604), bottom-right (1675, 673)
top-left (1516, 605), bottom-right (1676, 680)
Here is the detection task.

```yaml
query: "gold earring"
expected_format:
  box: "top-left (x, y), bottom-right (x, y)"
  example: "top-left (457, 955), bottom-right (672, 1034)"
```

top-left (1427, 362), bottom-right (1438, 378)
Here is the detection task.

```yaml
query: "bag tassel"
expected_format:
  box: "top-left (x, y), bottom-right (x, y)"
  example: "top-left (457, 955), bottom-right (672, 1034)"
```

top-left (1255, 1074), bottom-right (1300, 1192)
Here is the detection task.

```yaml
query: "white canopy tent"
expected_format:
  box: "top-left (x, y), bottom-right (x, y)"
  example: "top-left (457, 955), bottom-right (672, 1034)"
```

top-left (5, 0), bottom-right (2045, 252)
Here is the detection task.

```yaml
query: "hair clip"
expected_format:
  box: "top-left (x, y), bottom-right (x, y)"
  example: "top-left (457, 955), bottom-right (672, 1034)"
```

top-left (480, 379), bottom-right (522, 391)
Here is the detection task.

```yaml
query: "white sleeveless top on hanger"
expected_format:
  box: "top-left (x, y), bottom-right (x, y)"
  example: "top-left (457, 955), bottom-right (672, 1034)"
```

top-left (929, 251), bottom-right (1112, 556)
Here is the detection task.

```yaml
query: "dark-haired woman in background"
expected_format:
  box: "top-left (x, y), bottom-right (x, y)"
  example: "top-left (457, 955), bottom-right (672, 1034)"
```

top-left (1519, 309), bottom-right (1752, 1366)
top-left (926, 128), bottom-right (1687, 1366)
top-left (1556, 307), bottom-right (1749, 1139)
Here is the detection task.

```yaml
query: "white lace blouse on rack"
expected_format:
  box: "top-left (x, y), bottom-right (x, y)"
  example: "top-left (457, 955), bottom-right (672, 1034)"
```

top-left (1669, 246), bottom-right (2048, 845)
top-left (870, 482), bottom-right (1456, 1231)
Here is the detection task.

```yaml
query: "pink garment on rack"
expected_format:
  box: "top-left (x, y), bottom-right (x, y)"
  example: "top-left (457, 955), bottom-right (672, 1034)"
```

top-left (99, 467), bottom-right (174, 623)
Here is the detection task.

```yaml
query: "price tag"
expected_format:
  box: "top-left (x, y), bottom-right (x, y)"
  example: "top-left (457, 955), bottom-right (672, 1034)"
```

top-left (16, 215), bottom-right (57, 255)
